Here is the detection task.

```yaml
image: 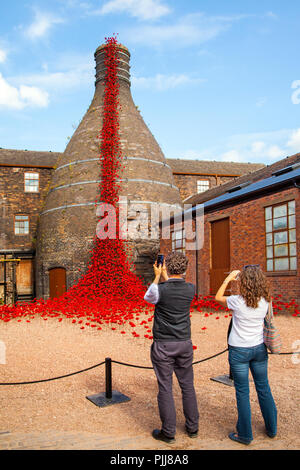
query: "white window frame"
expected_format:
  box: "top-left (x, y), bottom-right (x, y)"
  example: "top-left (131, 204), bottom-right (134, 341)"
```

top-left (197, 179), bottom-right (210, 193)
top-left (14, 215), bottom-right (29, 235)
top-left (171, 228), bottom-right (186, 253)
top-left (265, 200), bottom-right (297, 272)
top-left (24, 172), bottom-right (39, 193)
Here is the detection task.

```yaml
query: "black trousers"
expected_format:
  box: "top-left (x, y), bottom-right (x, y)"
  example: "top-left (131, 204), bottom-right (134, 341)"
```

top-left (150, 339), bottom-right (199, 438)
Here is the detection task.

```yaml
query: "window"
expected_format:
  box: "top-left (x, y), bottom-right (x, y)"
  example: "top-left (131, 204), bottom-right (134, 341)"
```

top-left (24, 172), bottom-right (39, 192)
top-left (265, 201), bottom-right (297, 271)
top-left (197, 180), bottom-right (210, 193)
top-left (171, 228), bottom-right (185, 253)
top-left (14, 215), bottom-right (29, 235)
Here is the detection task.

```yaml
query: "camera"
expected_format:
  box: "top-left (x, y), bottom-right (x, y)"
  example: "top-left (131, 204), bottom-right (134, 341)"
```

top-left (157, 254), bottom-right (164, 267)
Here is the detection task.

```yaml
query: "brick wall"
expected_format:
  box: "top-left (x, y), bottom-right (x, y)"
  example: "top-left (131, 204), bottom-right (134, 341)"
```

top-left (0, 166), bottom-right (53, 252)
top-left (160, 186), bottom-right (300, 304)
top-left (173, 174), bottom-right (235, 201)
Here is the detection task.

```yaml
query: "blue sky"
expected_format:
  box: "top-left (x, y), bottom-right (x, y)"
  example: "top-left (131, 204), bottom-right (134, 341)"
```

top-left (0, 0), bottom-right (300, 165)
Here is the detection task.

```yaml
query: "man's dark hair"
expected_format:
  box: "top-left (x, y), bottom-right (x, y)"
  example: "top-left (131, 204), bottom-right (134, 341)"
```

top-left (165, 251), bottom-right (188, 275)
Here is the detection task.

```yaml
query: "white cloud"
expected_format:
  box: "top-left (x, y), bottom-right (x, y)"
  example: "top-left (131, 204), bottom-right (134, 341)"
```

top-left (24, 10), bottom-right (64, 40)
top-left (124, 12), bottom-right (249, 46)
top-left (95, 0), bottom-right (170, 20)
top-left (220, 150), bottom-right (244, 162)
top-left (180, 150), bottom-right (207, 160)
top-left (251, 141), bottom-right (266, 153)
top-left (132, 73), bottom-right (204, 91)
top-left (181, 128), bottom-right (299, 165)
top-left (266, 145), bottom-right (286, 161)
top-left (287, 128), bottom-right (300, 152)
top-left (221, 136), bottom-right (287, 163)
top-left (291, 80), bottom-right (300, 105)
top-left (19, 85), bottom-right (49, 108)
top-left (0, 48), bottom-right (7, 63)
top-left (0, 73), bottom-right (49, 110)
top-left (11, 56), bottom-right (93, 92)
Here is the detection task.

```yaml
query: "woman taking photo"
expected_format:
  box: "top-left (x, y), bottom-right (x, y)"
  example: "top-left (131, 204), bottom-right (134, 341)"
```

top-left (215, 265), bottom-right (277, 445)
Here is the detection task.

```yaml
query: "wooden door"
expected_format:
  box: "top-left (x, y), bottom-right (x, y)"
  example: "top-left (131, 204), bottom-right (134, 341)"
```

top-left (210, 218), bottom-right (230, 295)
top-left (49, 268), bottom-right (66, 299)
top-left (16, 260), bottom-right (34, 295)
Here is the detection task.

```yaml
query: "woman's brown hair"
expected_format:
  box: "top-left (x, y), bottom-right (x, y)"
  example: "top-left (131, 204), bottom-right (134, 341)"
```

top-left (239, 266), bottom-right (271, 308)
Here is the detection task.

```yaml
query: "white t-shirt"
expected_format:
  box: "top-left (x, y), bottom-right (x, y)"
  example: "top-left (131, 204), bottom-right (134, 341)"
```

top-left (226, 295), bottom-right (269, 347)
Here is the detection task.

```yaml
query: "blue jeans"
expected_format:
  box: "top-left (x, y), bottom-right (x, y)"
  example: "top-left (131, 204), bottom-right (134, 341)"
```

top-left (229, 342), bottom-right (277, 442)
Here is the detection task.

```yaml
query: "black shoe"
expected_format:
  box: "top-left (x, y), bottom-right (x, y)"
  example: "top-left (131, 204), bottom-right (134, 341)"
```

top-left (228, 432), bottom-right (252, 445)
top-left (185, 428), bottom-right (198, 438)
top-left (152, 429), bottom-right (175, 443)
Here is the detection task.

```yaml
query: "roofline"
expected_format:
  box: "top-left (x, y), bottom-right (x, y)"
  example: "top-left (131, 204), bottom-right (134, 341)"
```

top-left (0, 249), bottom-right (35, 254)
top-left (0, 163), bottom-right (55, 169)
top-left (0, 164), bottom-right (243, 176)
top-left (172, 171), bottom-right (240, 177)
top-left (159, 168), bottom-right (300, 227)
top-left (166, 157), bottom-right (265, 165)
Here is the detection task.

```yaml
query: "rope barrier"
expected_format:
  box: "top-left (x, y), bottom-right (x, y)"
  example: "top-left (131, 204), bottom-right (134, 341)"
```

top-left (0, 348), bottom-right (296, 386)
top-left (0, 361), bottom-right (105, 386)
top-left (111, 360), bottom-right (153, 370)
top-left (193, 348), bottom-right (229, 365)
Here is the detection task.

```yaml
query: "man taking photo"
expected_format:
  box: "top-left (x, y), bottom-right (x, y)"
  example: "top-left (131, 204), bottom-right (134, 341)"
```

top-left (144, 251), bottom-right (199, 444)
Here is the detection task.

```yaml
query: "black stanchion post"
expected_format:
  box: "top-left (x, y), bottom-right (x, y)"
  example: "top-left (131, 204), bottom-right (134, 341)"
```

top-left (105, 357), bottom-right (112, 399)
top-left (210, 318), bottom-right (234, 387)
top-left (86, 357), bottom-right (131, 408)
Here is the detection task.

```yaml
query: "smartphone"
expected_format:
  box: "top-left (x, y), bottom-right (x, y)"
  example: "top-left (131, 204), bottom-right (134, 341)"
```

top-left (157, 254), bottom-right (164, 267)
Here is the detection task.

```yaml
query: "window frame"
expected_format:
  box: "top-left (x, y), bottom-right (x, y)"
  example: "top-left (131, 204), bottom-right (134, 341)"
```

top-left (264, 200), bottom-right (297, 273)
top-left (24, 171), bottom-right (40, 193)
top-left (171, 228), bottom-right (186, 254)
top-left (14, 214), bottom-right (30, 236)
top-left (196, 179), bottom-right (210, 194)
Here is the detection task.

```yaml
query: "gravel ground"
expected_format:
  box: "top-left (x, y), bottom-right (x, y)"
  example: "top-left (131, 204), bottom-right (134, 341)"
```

top-left (0, 308), bottom-right (299, 450)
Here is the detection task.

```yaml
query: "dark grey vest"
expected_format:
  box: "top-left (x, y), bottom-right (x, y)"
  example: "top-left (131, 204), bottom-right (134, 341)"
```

top-left (153, 278), bottom-right (196, 341)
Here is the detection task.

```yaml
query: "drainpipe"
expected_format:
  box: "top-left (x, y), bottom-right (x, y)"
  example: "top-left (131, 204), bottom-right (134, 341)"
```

top-left (195, 241), bottom-right (199, 296)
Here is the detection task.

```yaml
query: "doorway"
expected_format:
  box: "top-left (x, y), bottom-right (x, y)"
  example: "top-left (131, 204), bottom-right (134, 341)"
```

top-left (16, 259), bottom-right (34, 296)
top-left (49, 267), bottom-right (67, 299)
top-left (210, 218), bottom-right (230, 295)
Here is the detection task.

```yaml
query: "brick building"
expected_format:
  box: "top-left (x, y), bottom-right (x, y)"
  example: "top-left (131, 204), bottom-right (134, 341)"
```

top-left (0, 42), bottom-right (264, 305)
top-left (159, 153), bottom-right (300, 304)
top-left (0, 150), bottom-right (60, 304)
top-left (0, 148), bottom-right (260, 304)
top-left (166, 158), bottom-right (263, 201)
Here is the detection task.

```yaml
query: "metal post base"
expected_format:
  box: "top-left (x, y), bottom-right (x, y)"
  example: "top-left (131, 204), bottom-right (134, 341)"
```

top-left (210, 374), bottom-right (234, 387)
top-left (211, 374), bottom-right (253, 387)
top-left (86, 390), bottom-right (131, 408)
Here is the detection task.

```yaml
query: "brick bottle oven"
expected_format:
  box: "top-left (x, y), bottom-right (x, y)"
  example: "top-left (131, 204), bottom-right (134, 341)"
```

top-left (35, 43), bottom-right (182, 299)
